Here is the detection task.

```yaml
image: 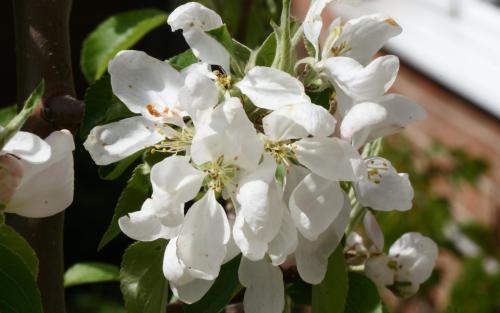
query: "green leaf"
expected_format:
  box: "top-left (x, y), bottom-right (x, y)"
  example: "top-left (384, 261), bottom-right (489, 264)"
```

top-left (0, 80), bottom-right (44, 150)
top-left (81, 9), bottom-right (168, 83)
top-left (168, 49), bottom-right (199, 71)
top-left (345, 272), bottom-right (384, 313)
top-left (0, 245), bottom-right (43, 313)
top-left (255, 32), bottom-right (277, 67)
top-left (98, 150), bottom-right (143, 181)
top-left (184, 256), bottom-right (242, 313)
top-left (312, 245), bottom-right (348, 313)
top-left (120, 240), bottom-right (168, 313)
top-left (80, 75), bottom-right (135, 140)
top-left (206, 24), bottom-right (252, 76)
top-left (0, 105), bottom-right (17, 127)
top-left (98, 164), bottom-right (151, 250)
top-left (307, 90), bottom-right (331, 110)
top-left (0, 224), bottom-right (38, 278)
top-left (64, 262), bottom-right (120, 287)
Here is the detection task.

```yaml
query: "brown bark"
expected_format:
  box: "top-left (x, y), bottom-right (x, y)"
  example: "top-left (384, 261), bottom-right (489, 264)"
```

top-left (9, 0), bottom-right (83, 312)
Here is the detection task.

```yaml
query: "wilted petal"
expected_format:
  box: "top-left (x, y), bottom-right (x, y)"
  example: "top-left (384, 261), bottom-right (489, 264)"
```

top-left (6, 130), bottom-right (74, 218)
top-left (295, 137), bottom-right (364, 182)
top-left (108, 50), bottom-right (183, 122)
top-left (295, 192), bottom-right (350, 284)
top-left (150, 155), bottom-right (206, 204)
top-left (303, 0), bottom-right (334, 55)
top-left (289, 173), bottom-right (344, 240)
top-left (118, 199), bottom-right (181, 241)
top-left (3, 131), bottom-right (50, 164)
top-left (335, 14), bottom-right (402, 65)
top-left (268, 209), bottom-right (298, 266)
top-left (177, 190), bottom-right (230, 280)
top-left (356, 157), bottom-right (414, 212)
top-left (168, 2), bottom-right (229, 71)
top-left (236, 67), bottom-right (309, 110)
top-left (239, 258), bottom-right (285, 313)
top-left (84, 116), bottom-right (166, 165)
top-left (323, 55), bottom-right (399, 101)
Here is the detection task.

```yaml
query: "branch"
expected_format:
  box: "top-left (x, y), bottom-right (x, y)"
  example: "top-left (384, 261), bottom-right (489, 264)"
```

top-left (9, 0), bottom-right (83, 312)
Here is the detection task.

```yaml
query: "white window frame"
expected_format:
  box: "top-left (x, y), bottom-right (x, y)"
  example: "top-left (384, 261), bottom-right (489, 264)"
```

top-left (331, 0), bottom-right (500, 118)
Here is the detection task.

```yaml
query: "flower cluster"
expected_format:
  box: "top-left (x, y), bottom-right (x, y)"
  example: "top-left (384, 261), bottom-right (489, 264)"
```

top-left (84, 1), bottom-right (438, 311)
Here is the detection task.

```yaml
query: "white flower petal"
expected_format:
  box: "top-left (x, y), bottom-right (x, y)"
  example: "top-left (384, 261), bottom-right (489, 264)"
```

top-left (303, 0), bottom-right (334, 56)
top-left (295, 192), bottom-right (350, 284)
top-left (178, 71), bottom-right (218, 123)
top-left (163, 237), bottom-right (195, 285)
top-left (340, 102), bottom-right (387, 148)
top-left (356, 157), bottom-right (414, 212)
top-left (108, 50), bottom-right (183, 122)
top-left (170, 278), bottom-right (214, 304)
top-left (3, 131), bottom-right (50, 164)
top-left (268, 209), bottom-right (298, 266)
top-left (191, 97), bottom-right (263, 171)
top-left (168, 2), bottom-right (229, 71)
top-left (150, 155), bottom-right (206, 204)
top-left (84, 116), bottom-right (165, 165)
top-left (233, 212), bottom-right (269, 261)
top-left (335, 14), bottom-right (402, 65)
top-left (323, 55), bottom-right (399, 101)
top-left (364, 254), bottom-right (394, 287)
top-left (264, 102), bottom-right (336, 140)
top-left (295, 137), bottom-right (364, 182)
top-left (363, 211), bottom-right (384, 252)
top-left (236, 67), bottom-right (309, 110)
top-left (177, 190), bottom-right (230, 280)
top-left (239, 258), bottom-right (285, 313)
top-left (5, 130), bottom-right (74, 218)
top-left (118, 199), bottom-right (181, 241)
top-left (283, 165), bottom-right (310, 202)
top-left (289, 173), bottom-right (344, 240)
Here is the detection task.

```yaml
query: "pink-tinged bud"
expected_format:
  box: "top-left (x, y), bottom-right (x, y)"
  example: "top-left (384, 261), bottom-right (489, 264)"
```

top-left (0, 154), bottom-right (24, 207)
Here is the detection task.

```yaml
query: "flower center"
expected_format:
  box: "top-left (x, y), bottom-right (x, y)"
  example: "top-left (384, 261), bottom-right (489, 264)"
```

top-left (366, 159), bottom-right (390, 184)
top-left (199, 156), bottom-right (240, 192)
top-left (214, 70), bottom-right (232, 90)
top-left (151, 126), bottom-right (193, 154)
top-left (264, 140), bottom-right (296, 166)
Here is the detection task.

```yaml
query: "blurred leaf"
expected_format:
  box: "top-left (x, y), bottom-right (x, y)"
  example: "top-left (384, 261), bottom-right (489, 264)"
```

top-left (0, 105), bottom-right (16, 126)
top-left (307, 90), bottom-right (331, 110)
top-left (0, 245), bottom-right (43, 313)
top-left (98, 164), bottom-right (151, 250)
top-left (81, 9), bottom-right (167, 83)
top-left (0, 224), bottom-right (38, 278)
top-left (255, 32), bottom-right (277, 67)
top-left (168, 49), bottom-right (198, 71)
top-left (65, 262), bottom-right (120, 287)
top-left (120, 240), bottom-right (168, 313)
top-left (184, 256), bottom-right (242, 313)
top-left (312, 245), bottom-right (348, 313)
top-left (287, 278), bottom-right (312, 305)
top-left (0, 80), bottom-right (44, 150)
top-left (345, 272), bottom-right (383, 313)
top-left (206, 24), bottom-right (251, 76)
top-left (80, 75), bottom-right (135, 140)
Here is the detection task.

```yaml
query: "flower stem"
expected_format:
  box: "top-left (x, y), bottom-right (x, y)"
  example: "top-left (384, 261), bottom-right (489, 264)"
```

top-left (277, 0), bottom-right (292, 73)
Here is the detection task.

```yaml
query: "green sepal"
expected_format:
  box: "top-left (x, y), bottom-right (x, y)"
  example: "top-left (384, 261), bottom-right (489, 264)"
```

top-left (0, 80), bottom-right (44, 150)
top-left (168, 49), bottom-right (199, 71)
top-left (64, 262), bottom-right (120, 287)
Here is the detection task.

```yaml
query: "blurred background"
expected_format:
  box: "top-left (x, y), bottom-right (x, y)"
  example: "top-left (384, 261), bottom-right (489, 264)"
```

top-left (1, 0), bottom-right (499, 312)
